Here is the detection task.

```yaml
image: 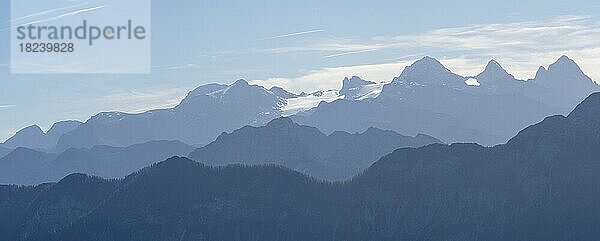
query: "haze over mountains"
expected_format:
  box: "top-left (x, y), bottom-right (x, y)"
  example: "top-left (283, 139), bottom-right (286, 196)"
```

top-left (1, 121), bottom-right (81, 151)
top-left (0, 140), bottom-right (194, 185)
top-left (0, 118), bottom-right (437, 184)
top-left (1, 55), bottom-right (597, 150)
top-left (2, 92), bottom-right (600, 240)
top-left (189, 117), bottom-right (440, 180)
top-left (296, 55), bottom-right (599, 145)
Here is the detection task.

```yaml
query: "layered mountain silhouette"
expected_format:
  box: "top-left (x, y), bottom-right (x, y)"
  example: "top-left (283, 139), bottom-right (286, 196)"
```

top-left (1, 121), bottom-right (81, 151)
top-left (0, 140), bottom-right (194, 185)
top-left (189, 117), bottom-right (440, 180)
top-left (1, 92), bottom-right (600, 240)
top-left (52, 80), bottom-right (285, 150)
top-left (295, 56), bottom-right (599, 145)
top-left (3, 56), bottom-right (597, 150)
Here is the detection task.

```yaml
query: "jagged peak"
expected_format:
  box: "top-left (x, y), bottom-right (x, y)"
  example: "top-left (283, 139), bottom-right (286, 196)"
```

top-left (341, 76), bottom-right (376, 94)
top-left (555, 55), bottom-right (575, 64)
top-left (343, 76), bottom-right (375, 84)
top-left (231, 79), bottom-right (250, 87)
top-left (342, 76), bottom-right (375, 86)
top-left (537, 66), bottom-right (547, 72)
top-left (476, 59), bottom-right (513, 82)
top-left (485, 59), bottom-right (506, 73)
top-left (488, 59), bottom-right (501, 66)
top-left (411, 56), bottom-right (447, 69)
top-left (545, 55), bottom-right (589, 78)
top-left (419, 56), bottom-right (442, 64)
top-left (398, 56), bottom-right (456, 81)
top-left (533, 55), bottom-right (598, 88)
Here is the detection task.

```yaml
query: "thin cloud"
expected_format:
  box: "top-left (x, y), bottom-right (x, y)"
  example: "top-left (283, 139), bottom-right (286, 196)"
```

top-left (11, 2), bottom-right (89, 22)
top-left (251, 15), bottom-right (600, 92)
top-left (323, 49), bottom-right (378, 58)
top-left (255, 15), bottom-right (600, 84)
top-left (152, 63), bottom-right (202, 71)
top-left (251, 61), bottom-right (411, 93)
top-left (0, 105), bottom-right (15, 109)
top-left (265, 29), bottom-right (325, 40)
top-left (16, 5), bottom-right (105, 27)
top-left (100, 87), bottom-right (190, 113)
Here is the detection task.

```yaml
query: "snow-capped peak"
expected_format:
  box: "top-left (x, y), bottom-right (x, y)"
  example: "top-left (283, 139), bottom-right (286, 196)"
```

top-left (342, 76), bottom-right (376, 88)
top-left (394, 56), bottom-right (464, 86)
top-left (340, 76), bottom-right (384, 100)
top-left (270, 86), bottom-right (299, 99)
top-left (281, 89), bottom-right (342, 116)
top-left (401, 56), bottom-right (449, 75)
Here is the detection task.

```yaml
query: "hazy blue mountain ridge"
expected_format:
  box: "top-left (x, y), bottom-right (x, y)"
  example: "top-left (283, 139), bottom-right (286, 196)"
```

top-left (2, 92), bottom-right (600, 240)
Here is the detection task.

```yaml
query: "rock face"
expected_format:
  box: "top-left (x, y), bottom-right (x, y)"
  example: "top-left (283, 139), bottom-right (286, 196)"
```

top-left (189, 117), bottom-right (441, 180)
top-left (339, 76), bottom-right (383, 100)
top-left (2, 93), bottom-right (600, 241)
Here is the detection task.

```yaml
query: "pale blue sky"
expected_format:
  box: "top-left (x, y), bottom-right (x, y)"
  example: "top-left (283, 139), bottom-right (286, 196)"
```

top-left (2, 0), bottom-right (600, 141)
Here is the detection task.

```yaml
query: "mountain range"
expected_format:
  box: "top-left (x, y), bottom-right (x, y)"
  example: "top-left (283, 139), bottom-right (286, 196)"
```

top-left (1, 121), bottom-right (81, 151)
top-left (1, 92), bottom-right (600, 240)
top-left (3, 55), bottom-right (596, 150)
top-left (0, 140), bottom-right (194, 185)
top-left (189, 117), bottom-right (441, 180)
top-left (0, 118), bottom-right (438, 184)
top-left (295, 56), bottom-right (598, 145)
